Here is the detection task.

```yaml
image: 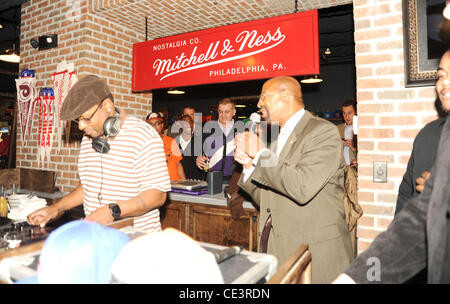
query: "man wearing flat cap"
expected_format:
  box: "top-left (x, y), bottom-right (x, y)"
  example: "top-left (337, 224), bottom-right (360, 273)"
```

top-left (28, 75), bottom-right (171, 232)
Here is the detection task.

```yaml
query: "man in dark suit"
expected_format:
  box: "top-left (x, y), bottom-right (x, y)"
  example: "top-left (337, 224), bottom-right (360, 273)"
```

top-left (333, 49), bottom-right (450, 284)
top-left (234, 76), bottom-right (353, 283)
top-left (395, 110), bottom-right (447, 216)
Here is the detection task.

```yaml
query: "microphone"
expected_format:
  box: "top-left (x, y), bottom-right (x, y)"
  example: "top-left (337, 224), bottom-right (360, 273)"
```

top-left (212, 245), bottom-right (243, 264)
top-left (247, 112), bottom-right (261, 134)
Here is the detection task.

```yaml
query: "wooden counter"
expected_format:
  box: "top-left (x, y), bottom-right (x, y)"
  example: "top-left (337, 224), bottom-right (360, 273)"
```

top-left (168, 191), bottom-right (256, 209)
top-left (162, 192), bottom-right (259, 252)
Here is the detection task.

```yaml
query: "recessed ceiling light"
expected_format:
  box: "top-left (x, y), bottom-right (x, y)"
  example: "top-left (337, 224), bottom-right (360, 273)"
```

top-left (167, 88), bottom-right (185, 94)
top-left (0, 48), bottom-right (20, 63)
top-left (300, 75), bottom-right (323, 84)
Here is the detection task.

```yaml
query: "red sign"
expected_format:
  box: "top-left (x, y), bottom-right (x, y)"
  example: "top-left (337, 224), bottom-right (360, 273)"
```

top-left (132, 11), bottom-right (319, 91)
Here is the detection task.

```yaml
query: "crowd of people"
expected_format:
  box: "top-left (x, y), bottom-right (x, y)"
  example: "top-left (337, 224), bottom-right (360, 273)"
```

top-left (24, 48), bottom-right (450, 284)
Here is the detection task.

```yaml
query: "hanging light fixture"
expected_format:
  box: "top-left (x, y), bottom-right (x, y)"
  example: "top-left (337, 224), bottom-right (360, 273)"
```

top-left (0, 44), bottom-right (20, 63)
top-left (167, 88), bottom-right (185, 94)
top-left (444, 0), bottom-right (450, 19)
top-left (300, 75), bottom-right (323, 84)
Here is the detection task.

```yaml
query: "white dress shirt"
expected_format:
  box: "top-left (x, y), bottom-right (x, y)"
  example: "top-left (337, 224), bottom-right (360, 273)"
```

top-left (343, 124), bottom-right (353, 165)
top-left (243, 108), bottom-right (305, 181)
top-left (179, 135), bottom-right (191, 151)
top-left (219, 120), bottom-right (235, 136)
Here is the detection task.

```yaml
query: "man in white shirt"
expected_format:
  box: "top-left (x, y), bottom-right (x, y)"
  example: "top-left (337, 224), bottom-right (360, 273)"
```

top-left (336, 99), bottom-right (357, 168)
top-left (234, 76), bottom-right (353, 283)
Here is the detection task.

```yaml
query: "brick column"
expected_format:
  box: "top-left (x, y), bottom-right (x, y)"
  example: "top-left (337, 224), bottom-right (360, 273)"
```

top-left (18, 0), bottom-right (152, 192)
top-left (353, 0), bottom-right (438, 252)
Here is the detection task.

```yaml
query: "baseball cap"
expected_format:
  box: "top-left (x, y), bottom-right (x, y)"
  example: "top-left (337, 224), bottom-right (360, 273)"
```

top-left (109, 228), bottom-right (224, 284)
top-left (60, 75), bottom-right (111, 121)
top-left (145, 112), bottom-right (164, 123)
top-left (16, 220), bottom-right (130, 284)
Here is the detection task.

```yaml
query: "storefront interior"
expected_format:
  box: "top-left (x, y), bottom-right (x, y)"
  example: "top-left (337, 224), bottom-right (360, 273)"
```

top-left (151, 4), bottom-right (356, 124)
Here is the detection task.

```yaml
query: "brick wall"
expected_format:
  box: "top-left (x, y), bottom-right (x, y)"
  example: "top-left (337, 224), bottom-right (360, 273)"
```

top-left (18, 0), bottom-right (153, 193)
top-left (353, 0), bottom-right (438, 252)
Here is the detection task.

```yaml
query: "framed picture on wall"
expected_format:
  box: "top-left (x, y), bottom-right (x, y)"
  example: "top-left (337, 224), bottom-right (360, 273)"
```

top-left (403, 0), bottom-right (449, 87)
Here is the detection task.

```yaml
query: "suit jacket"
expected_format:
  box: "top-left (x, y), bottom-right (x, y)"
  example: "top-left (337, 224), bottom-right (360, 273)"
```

top-left (337, 123), bottom-right (357, 163)
top-left (345, 115), bottom-right (450, 283)
top-left (238, 111), bottom-right (354, 284)
top-left (394, 117), bottom-right (445, 215)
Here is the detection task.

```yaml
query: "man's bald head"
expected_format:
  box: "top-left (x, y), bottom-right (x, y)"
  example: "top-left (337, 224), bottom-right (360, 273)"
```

top-left (263, 76), bottom-right (303, 105)
top-left (258, 76), bottom-right (304, 126)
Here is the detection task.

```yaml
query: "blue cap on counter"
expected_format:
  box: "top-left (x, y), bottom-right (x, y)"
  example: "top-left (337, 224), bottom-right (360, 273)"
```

top-left (15, 220), bottom-right (129, 284)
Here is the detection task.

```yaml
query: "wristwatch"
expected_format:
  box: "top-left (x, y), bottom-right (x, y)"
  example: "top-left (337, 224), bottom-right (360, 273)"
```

top-left (108, 203), bottom-right (121, 220)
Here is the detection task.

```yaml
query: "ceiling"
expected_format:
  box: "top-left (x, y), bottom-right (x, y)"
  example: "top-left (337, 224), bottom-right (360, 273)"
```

top-left (0, 0), bottom-right (355, 99)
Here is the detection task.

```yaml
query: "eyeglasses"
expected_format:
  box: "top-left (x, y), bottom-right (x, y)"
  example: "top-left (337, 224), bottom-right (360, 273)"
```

top-left (259, 91), bottom-right (279, 102)
top-left (74, 101), bottom-right (103, 124)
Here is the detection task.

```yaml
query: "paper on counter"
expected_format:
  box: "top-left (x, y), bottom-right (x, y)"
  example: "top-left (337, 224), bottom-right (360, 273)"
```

top-left (7, 195), bottom-right (47, 222)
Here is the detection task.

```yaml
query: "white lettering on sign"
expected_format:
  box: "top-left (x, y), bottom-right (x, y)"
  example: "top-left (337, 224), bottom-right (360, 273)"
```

top-left (152, 27), bottom-right (286, 81)
top-left (209, 65), bottom-right (267, 77)
top-left (153, 40), bottom-right (188, 51)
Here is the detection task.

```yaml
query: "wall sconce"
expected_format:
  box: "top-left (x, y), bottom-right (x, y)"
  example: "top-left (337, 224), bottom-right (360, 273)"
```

top-left (300, 75), bottom-right (323, 84)
top-left (30, 34), bottom-right (58, 51)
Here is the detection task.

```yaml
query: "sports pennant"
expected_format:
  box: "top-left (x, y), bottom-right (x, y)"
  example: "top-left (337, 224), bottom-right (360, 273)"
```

top-left (37, 88), bottom-right (55, 169)
top-left (51, 60), bottom-right (78, 151)
top-left (15, 69), bottom-right (38, 144)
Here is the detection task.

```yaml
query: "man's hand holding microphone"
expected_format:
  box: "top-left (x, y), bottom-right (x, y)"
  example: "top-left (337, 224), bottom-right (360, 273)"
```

top-left (234, 113), bottom-right (266, 169)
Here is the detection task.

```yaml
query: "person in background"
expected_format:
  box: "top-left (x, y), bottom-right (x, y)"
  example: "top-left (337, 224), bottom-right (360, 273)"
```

top-left (234, 76), bottom-right (353, 283)
top-left (336, 99), bottom-right (361, 256)
top-left (166, 106), bottom-right (197, 138)
top-left (174, 114), bottom-right (206, 180)
top-left (147, 112), bottom-right (186, 181)
top-left (196, 98), bottom-right (239, 182)
top-left (333, 49), bottom-right (450, 284)
top-left (394, 103), bottom-right (448, 216)
top-left (182, 106), bottom-right (195, 122)
top-left (337, 99), bottom-right (357, 168)
top-left (28, 75), bottom-right (171, 232)
top-left (0, 127), bottom-right (10, 169)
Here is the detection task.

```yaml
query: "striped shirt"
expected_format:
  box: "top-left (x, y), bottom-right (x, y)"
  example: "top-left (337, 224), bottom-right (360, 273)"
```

top-left (78, 116), bottom-right (171, 232)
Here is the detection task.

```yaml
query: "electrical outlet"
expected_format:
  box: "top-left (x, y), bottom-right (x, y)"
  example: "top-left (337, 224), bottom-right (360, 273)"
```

top-left (373, 161), bottom-right (387, 183)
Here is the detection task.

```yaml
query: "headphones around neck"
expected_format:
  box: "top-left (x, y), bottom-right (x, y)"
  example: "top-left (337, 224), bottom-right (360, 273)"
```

top-left (92, 108), bottom-right (121, 154)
